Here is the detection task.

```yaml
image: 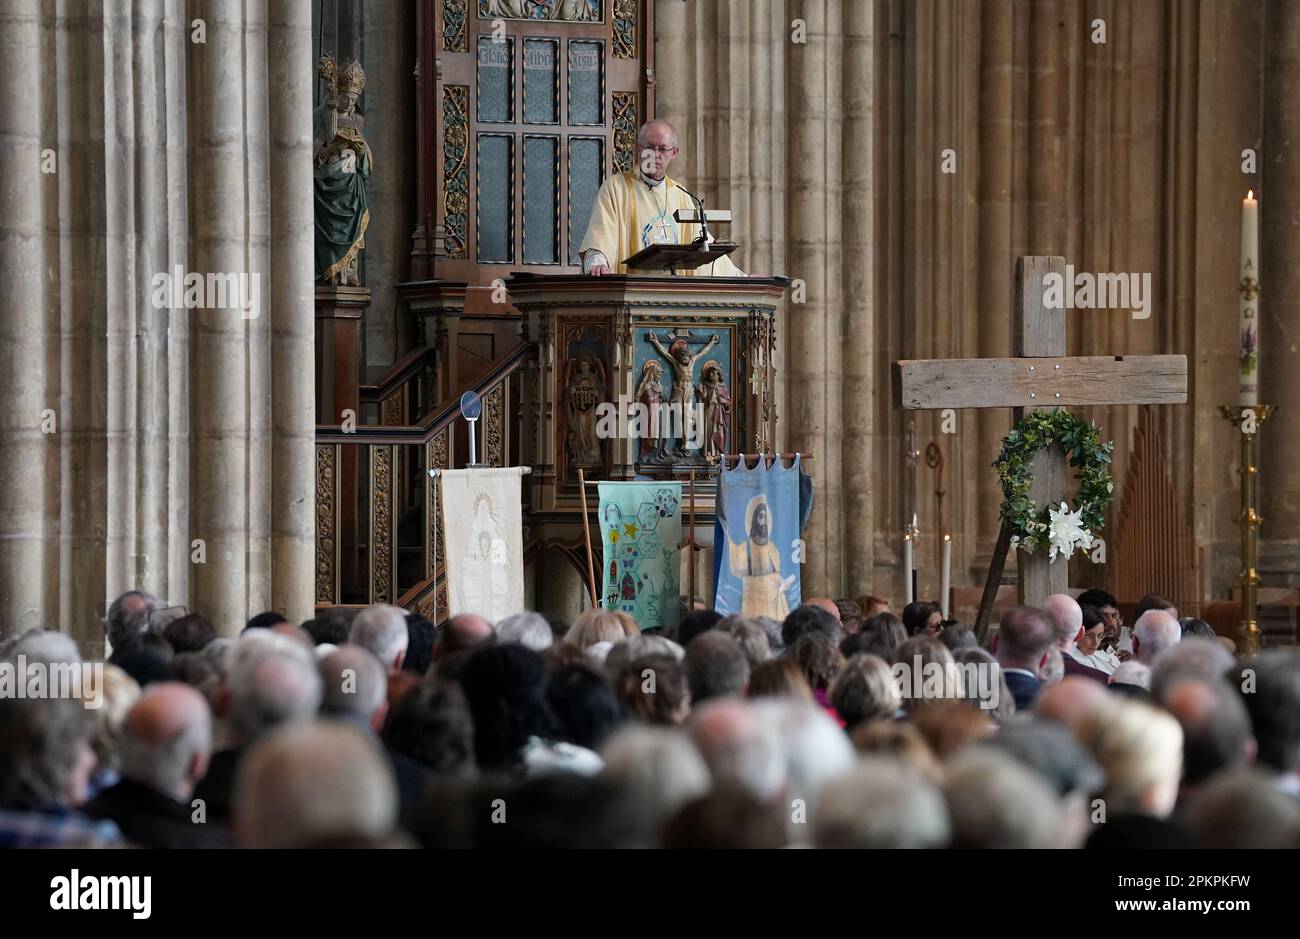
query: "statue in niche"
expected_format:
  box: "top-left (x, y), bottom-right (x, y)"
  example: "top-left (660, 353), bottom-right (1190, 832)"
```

top-left (314, 55), bottom-right (371, 286)
top-left (634, 359), bottom-right (667, 462)
top-left (645, 331), bottom-right (719, 458)
top-left (697, 359), bottom-right (732, 464)
top-left (565, 354), bottom-right (606, 469)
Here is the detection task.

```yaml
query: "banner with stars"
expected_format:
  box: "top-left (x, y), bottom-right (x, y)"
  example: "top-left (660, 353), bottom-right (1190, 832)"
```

top-left (597, 482), bottom-right (682, 631)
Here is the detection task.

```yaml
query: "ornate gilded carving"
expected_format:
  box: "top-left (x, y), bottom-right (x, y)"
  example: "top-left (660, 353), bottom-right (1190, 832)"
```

top-left (436, 584), bottom-right (449, 625)
top-left (371, 445), bottom-right (394, 604)
top-left (479, 0), bottom-right (601, 22)
top-left (428, 430), bottom-right (450, 580)
top-left (315, 445), bottom-right (338, 604)
top-left (612, 0), bottom-right (636, 58)
top-left (442, 86), bottom-right (470, 259)
top-left (612, 91), bottom-right (637, 173)
top-left (443, 0), bottom-right (468, 52)
top-left (381, 390), bottom-right (402, 426)
top-left (484, 383), bottom-right (506, 467)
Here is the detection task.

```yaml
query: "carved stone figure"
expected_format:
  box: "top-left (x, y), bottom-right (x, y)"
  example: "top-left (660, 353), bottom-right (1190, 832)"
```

top-left (645, 331), bottom-right (719, 456)
top-left (697, 359), bottom-right (732, 463)
top-left (565, 354), bottom-right (606, 468)
top-left (314, 55), bottom-right (371, 286)
top-left (634, 359), bottom-right (666, 461)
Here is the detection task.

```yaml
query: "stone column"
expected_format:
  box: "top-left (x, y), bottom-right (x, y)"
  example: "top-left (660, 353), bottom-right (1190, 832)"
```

top-left (1259, 0), bottom-right (1300, 585)
top-left (0, 0), bottom-right (51, 634)
top-left (655, 0), bottom-right (872, 598)
top-left (268, 0), bottom-right (318, 625)
top-left (0, 0), bottom-right (316, 649)
top-left (840, 6), bottom-right (875, 596)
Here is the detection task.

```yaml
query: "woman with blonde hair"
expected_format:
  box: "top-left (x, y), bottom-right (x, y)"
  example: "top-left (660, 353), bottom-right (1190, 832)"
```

top-left (565, 609), bottom-right (640, 649)
top-left (1076, 697), bottom-right (1183, 818)
top-left (82, 664), bottom-right (141, 797)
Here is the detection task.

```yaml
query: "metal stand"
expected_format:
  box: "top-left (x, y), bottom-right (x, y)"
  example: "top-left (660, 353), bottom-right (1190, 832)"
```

top-left (1219, 404), bottom-right (1275, 656)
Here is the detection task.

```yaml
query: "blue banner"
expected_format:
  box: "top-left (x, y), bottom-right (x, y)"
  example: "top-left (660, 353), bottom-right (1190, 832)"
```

top-left (712, 456), bottom-right (812, 618)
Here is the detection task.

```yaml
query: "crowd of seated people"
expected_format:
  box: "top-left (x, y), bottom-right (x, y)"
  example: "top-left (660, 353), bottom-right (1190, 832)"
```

top-left (1, 587), bottom-right (1297, 849)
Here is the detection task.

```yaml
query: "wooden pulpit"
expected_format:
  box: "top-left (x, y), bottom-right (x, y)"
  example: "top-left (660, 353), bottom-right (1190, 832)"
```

top-left (505, 273), bottom-right (788, 526)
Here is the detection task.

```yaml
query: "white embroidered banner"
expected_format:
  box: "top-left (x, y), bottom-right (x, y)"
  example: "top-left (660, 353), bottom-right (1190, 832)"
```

top-left (439, 467), bottom-right (527, 621)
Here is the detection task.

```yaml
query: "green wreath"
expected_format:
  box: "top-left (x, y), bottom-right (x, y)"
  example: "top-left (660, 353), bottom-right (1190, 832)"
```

top-left (993, 409), bottom-right (1114, 560)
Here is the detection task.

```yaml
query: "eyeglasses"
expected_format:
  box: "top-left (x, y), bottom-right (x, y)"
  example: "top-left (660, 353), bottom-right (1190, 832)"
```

top-left (147, 605), bottom-right (188, 631)
top-left (640, 145), bottom-right (677, 155)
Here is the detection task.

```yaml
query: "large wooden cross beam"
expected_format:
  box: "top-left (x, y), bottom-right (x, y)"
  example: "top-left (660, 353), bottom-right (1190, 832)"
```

top-left (893, 256), bottom-right (1188, 627)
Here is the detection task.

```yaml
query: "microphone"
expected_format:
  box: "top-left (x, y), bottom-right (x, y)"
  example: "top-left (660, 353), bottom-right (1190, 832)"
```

top-left (674, 182), bottom-right (710, 247)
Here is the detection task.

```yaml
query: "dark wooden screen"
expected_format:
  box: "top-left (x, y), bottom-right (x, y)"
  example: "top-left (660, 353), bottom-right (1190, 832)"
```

top-left (421, 0), bottom-right (654, 287)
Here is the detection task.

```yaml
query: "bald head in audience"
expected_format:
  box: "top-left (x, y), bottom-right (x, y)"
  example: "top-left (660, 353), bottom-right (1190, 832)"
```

top-left (119, 682), bottom-right (212, 800)
top-left (1044, 594), bottom-right (1084, 652)
top-left (807, 597), bottom-right (842, 624)
top-left (1035, 676), bottom-right (1107, 730)
top-left (439, 614), bottom-right (494, 657)
top-left (234, 721), bottom-right (398, 849)
top-left (1133, 609), bottom-right (1180, 665)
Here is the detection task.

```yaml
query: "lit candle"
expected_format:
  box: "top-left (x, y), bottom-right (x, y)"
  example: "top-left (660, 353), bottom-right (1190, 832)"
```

top-left (1240, 190), bottom-right (1259, 406)
top-left (903, 534), bottom-right (914, 604)
top-left (940, 534), bottom-right (951, 619)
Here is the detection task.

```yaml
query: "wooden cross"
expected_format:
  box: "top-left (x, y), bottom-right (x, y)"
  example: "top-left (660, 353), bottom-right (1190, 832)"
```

top-left (893, 256), bottom-right (1188, 630)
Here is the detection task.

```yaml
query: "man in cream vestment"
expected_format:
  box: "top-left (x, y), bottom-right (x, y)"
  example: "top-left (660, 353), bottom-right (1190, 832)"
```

top-left (578, 120), bottom-right (745, 277)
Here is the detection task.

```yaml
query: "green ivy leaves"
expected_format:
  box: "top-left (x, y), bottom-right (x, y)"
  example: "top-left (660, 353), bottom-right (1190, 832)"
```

top-left (993, 408), bottom-right (1114, 557)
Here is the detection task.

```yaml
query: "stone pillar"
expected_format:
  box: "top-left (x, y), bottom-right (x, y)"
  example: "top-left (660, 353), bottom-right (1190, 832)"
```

top-left (0, 0), bottom-right (52, 634)
top-left (0, 0), bottom-right (316, 649)
top-left (839, 2), bottom-right (874, 600)
top-left (1260, 0), bottom-right (1300, 585)
top-left (268, 0), bottom-right (318, 625)
top-left (654, 0), bottom-right (871, 598)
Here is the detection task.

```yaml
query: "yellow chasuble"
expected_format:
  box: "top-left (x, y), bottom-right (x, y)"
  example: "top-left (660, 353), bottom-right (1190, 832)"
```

top-left (578, 171), bottom-right (745, 276)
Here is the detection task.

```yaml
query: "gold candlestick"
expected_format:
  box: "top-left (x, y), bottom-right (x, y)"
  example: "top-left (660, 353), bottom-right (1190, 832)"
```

top-left (1219, 404), bottom-right (1275, 656)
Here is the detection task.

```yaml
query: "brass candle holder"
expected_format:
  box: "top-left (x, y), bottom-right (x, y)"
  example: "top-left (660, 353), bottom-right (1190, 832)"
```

top-left (1219, 404), bottom-right (1275, 656)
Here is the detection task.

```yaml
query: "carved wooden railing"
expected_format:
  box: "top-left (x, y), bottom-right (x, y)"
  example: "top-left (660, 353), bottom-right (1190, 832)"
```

top-left (315, 342), bottom-right (537, 621)
top-left (359, 346), bottom-right (446, 431)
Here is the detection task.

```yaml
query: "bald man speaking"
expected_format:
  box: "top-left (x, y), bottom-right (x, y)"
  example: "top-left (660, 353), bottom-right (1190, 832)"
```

top-left (578, 119), bottom-right (745, 277)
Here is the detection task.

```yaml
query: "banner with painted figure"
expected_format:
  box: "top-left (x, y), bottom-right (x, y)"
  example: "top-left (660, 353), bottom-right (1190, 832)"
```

top-left (712, 456), bottom-right (814, 619)
top-left (440, 467), bottom-right (527, 622)
top-left (598, 482), bottom-right (683, 631)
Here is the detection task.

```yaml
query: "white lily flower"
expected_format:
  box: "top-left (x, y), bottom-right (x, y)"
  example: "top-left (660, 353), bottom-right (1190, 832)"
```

top-left (1047, 501), bottom-right (1090, 563)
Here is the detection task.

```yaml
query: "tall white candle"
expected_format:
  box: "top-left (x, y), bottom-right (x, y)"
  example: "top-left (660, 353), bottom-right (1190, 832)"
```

top-left (1240, 190), bottom-right (1259, 406)
top-left (903, 534), bottom-right (914, 604)
top-left (940, 535), bottom-right (952, 619)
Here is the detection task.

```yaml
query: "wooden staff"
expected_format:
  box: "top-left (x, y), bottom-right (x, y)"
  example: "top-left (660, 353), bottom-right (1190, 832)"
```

top-left (687, 469), bottom-right (697, 605)
top-left (577, 469), bottom-right (598, 608)
top-left (975, 519), bottom-right (1013, 644)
